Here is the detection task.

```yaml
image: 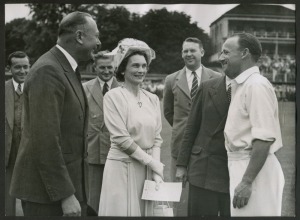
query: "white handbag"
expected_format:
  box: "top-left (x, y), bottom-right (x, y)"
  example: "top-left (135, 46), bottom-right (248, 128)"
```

top-left (153, 201), bottom-right (174, 217)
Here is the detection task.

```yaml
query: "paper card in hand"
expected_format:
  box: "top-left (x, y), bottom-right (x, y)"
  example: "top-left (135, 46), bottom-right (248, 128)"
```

top-left (141, 180), bottom-right (182, 202)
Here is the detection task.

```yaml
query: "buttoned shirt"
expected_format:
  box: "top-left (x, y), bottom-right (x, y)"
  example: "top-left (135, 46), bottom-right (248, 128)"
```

top-left (98, 77), bottom-right (114, 93)
top-left (56, 44), bottom-right (77, 72)
top-left (224, 66), bottom-right (282, 153)
top-left (12, 79), bottom-right (24, 92)
top-left (186, 66), bottom-right (202, 91)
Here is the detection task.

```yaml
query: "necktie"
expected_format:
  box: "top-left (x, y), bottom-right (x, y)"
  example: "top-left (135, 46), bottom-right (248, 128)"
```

top-left (190, 71), bottom-right (198, 100)
top-left (227, 83), bottom-right (232, 103)
top-left (16, 83), bottom-right (22, 96)
top-left (102, 82), bottom-right (109, 96)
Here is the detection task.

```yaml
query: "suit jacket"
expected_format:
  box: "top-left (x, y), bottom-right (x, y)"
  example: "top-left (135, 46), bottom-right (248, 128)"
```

top-left (10, 46), bottom-right (90, 204)
top-left (163, 65), bottom-right (221, 159)
top-left (177, 76), bottom-right (230, 193)
top-left (5, 79), bottom-right (24, 167)
top-left (83, 77), bottom-right (119, 164)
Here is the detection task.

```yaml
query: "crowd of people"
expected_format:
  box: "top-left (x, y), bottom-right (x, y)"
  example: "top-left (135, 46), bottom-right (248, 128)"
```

top-left (258, 54), bottom-right (296, 83)
top-left (5, 11), bottom-right (288, 217)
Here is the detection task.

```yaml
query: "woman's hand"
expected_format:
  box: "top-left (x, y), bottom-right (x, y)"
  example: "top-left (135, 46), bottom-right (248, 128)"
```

top-left (153, 172), bottom-right (164, 190)
top-left (148, 159), bottom-right (164, 178)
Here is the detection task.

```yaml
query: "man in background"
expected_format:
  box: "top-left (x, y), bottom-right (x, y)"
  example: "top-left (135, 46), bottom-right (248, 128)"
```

top-left (163, 37), bottom-right (221, 215)
top-left (83, 51), bottom-right (119, 213)
top-left (5, 51), bottom-right (30, 216)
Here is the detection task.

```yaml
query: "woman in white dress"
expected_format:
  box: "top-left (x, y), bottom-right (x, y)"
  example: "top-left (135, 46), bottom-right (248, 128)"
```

top-left (98, 38), bottom-right (164, 216)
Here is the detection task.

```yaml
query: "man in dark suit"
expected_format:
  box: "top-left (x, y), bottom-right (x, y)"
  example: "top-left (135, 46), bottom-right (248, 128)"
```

top-left (5, 51), bottom-right (30, 216)
top-left (163, 37), bottom-right (221, 215)
top-left (83, 52), bottom-right (119, 213)
top-left (10, 11), bottom-right (101, 216)
top-left (176, 76), bottom-right (231, 216)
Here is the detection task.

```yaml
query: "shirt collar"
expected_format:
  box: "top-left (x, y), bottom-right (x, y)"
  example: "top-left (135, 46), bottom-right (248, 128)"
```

top-left (234, 66), bottom-right (260, 85)
top-left (12, 79), bottom-right (24, 91)
top-left (56, 44), bottom-right (78, 71)
top-left (225, 76), bottom-right (233, 88)
top-left (98, 77), bottom-right (114, 89)
top-left (185, 65), bottom-right (202, 77)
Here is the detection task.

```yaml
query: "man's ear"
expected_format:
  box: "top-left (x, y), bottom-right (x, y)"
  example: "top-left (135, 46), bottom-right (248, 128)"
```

top-left (201, 48), bottom-right (205, 57)
top-left (75, 30), bottom-right (84, 45)
top-left (241, 48), bottom-right (250, 59)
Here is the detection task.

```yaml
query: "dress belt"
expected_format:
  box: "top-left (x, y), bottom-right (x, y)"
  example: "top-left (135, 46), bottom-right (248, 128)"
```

top-left (107, 147), bottom-right (153, 163)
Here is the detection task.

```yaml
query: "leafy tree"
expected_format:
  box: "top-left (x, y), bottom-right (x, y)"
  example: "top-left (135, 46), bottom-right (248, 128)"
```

top-left (5, 18), bottom-right (32, 64)
top-left (5, 4), bottom-right (212, 75)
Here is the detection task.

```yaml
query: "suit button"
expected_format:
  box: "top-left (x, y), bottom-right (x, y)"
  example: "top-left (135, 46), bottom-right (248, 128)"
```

top-left (79, 115), bottom-right (83, 120)
top-left (84, 152), bottom-right (88, 158)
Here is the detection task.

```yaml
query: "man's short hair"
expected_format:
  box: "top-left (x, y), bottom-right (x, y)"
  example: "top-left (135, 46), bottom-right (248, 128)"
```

top-left (234, 33), bottom-right (262, 62)
top-left (7, 51), bottom-right (29, 66)
top-left (183, 37), bottom-right (203, 49)
top-left (93, 51), bottom-right (113, 62)
top-left (58, 11), bottom-right (93, 36)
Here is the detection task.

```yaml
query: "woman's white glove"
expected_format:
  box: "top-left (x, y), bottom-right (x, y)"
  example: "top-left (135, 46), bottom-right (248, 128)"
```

top-left (148, 159), bottom-right (164, 179)
top-left (130, 147), bottom-right (152, 165)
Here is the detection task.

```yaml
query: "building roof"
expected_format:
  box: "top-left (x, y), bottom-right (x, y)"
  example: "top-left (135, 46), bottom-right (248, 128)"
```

top-left (210, 4), bottom-right (295, 27)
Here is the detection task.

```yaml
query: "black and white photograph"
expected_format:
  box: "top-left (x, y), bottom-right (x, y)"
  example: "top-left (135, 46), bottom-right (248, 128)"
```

top-left (3, 1), bottom-right (297, 218)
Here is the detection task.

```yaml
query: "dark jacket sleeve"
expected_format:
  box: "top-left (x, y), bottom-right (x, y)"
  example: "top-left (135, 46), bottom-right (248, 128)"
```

top-left (163, 75), bottom-right (174, 126)
top-left (176, 82), bottom-right (204, 167)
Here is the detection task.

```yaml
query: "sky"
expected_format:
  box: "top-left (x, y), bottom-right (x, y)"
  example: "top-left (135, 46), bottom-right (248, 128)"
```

top-left (5, 3), bottom-right (296, 34)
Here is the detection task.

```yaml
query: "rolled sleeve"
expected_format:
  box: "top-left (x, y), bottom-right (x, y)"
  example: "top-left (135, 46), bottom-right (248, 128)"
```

top-left (247, 83), bottom-right (278, 143)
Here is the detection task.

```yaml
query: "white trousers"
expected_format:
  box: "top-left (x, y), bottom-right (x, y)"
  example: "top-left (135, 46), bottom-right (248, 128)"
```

top-left (228, 153), bottom-right (285, 216)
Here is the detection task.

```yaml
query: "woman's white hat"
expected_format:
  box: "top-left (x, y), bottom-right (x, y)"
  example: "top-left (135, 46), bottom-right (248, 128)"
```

top-left (106, 38), bottom-right (156, 68)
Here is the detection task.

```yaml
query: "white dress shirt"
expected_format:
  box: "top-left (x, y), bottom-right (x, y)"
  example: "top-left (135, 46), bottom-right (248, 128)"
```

top-left (185, 66), bottom-right (202, 91)
top-left (12, 79), bottom-right (24, 92)
top-left (224, 66), bottom-right (282, 154)
top-left (98, 77), bottom-right (114, 93)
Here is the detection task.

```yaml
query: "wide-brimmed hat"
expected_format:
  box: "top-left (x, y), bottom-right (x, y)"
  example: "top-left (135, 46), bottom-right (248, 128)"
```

top-left (106, 38), bottom-right (156, 68)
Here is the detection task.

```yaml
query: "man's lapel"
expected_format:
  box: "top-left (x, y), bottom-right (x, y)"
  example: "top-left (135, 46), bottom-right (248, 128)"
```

top-left (50, 46), bottom-right (86, 113)
top-left (176, 68), bottom-right (190, 99)
top-left (5, 80), bottom-right (14, 130)
top-left (111, 77), bottom-right (119, 89)
top-left (208, 76), bottom-right (230, 134)
top-left (201, 65), bottom-right (213, 82)
top-left (208, 76), bottom-right (229, 118)
top-left (88, 78), bottom-right (103, 110)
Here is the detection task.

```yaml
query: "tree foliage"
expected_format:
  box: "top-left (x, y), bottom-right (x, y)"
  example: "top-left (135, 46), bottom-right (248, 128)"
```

top-left (5, 4), bottom-right (212, 74)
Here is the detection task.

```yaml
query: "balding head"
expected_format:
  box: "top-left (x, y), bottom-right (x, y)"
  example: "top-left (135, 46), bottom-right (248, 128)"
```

top-left (58, 11), bottom-right (92, 37)
top-left (57, 11), bottom-right (101, 62)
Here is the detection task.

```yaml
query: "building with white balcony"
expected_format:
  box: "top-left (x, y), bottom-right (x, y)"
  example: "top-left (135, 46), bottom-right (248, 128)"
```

top-left (209, 4), bottom-right (296, 85)
top-left (209, 4), bottom-right (295, 62)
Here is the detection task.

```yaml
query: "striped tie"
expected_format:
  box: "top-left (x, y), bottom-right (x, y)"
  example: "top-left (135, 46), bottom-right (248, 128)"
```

top-left (190, 71), bottom-right (198, 99)
top-left (227, 83), bottom-right (232, 103)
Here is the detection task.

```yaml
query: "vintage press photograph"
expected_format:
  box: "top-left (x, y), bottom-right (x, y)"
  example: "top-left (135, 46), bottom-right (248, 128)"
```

top-left (4, 2), bottom-right (296, 217)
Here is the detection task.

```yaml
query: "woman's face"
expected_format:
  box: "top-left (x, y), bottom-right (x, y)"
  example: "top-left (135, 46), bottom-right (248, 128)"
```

top-left (124, 54), bottom-right (148, 85)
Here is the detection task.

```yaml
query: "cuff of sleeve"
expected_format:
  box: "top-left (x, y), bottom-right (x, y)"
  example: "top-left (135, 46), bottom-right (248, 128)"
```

top-left (130, 147), bottom-right (152, 165)
top-left (124, 141), bottom-right (138, 155)
top-left (252, 127), bottom-right (276, 142)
